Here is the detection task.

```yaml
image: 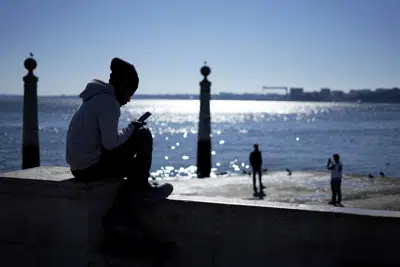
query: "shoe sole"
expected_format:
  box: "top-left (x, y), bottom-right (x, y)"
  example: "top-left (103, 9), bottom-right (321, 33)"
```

top-left (142, 183), bottom-right (174, 204)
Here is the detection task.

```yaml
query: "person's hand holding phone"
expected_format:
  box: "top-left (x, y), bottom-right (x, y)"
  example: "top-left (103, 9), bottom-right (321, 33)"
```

top-left (131, 120), bottom-right (146, 129)
top-left (326, 158), bottom-right (332, 169)
top-left (131, 112), bottom-right (152, 129)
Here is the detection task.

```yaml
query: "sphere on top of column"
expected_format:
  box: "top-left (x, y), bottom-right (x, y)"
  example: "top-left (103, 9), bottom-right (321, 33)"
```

top-left (24, 53), bottom-right (37, 72)
top-left (200, 61), bottom-right (211, 77)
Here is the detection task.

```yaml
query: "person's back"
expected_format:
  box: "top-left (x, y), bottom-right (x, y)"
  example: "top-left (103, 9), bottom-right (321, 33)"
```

top-left (250, 150), bottom-right (262, 168)
top-left (66, 80), bottom-right (125, 171)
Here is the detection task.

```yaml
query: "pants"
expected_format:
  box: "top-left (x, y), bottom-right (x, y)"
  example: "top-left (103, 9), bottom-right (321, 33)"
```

top-left (72, 127), bottom-right (153, 216)
top-left (330, 179), bottom-right (342, 204)
top-left (252, 167), bottom-right (262, 191)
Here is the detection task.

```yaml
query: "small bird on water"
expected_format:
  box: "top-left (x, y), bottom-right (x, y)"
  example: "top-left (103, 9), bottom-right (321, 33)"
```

top-left (379, 171), bottom-right (385, 177)
top-left (285, 168), bottom-right (292, 176)
top-left (368, 174), bottom-right (374, 179)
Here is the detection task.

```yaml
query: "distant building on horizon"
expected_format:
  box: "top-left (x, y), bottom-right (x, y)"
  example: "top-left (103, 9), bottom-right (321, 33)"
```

top-left (319, 88), bottom-right (331, 99)
top-left (289, 87), bottom-right (304, 100)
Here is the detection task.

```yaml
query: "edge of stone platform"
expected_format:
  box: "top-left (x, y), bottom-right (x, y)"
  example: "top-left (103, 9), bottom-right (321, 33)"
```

top-left (168, 194), bottom-right (400, 218)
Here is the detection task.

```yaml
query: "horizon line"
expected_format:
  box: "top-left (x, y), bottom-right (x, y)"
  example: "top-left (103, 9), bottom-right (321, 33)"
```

top-left (1, 88), bottom-right (399, 97)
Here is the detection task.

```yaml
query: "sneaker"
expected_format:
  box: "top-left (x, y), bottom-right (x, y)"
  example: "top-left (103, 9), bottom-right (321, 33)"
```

top-left (328, 201), bottom-right (337, 206)
top-left (337, 203), bottom-right (345, 207)
top-left (134, 183), bottom-right (174, 205)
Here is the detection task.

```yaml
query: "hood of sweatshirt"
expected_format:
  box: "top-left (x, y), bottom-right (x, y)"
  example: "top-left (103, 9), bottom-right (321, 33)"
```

top-left (79, 79), bottom-right (115, 102)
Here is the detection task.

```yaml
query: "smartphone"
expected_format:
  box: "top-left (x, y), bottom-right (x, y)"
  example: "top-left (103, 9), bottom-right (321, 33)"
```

top-left (138, 112), bottom-right (152, 123)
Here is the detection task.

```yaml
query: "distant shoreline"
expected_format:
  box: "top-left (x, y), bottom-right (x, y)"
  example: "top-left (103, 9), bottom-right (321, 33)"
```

top-left (1, 94), bottom-right (400, 104)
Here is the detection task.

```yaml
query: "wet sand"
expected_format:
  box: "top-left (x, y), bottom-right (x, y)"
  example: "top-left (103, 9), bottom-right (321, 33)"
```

top-left (166, 171), bottom-right (400, 211)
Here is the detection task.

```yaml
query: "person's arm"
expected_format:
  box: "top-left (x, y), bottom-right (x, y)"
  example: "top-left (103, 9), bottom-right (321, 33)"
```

top-left (97, 96), bottom-right (135, 150)
top-left (326, 159), bottom-right (334, 170)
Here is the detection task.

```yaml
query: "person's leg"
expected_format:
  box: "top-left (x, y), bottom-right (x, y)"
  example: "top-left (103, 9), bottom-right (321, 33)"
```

top-left (330, 181), bottom-right (337, 205)
top-left (105, 126), bottom-right (172, 208)
top-left (257, 168), bottom-right (266, 197)
top-left (100, 127), bottom-right (153, 187)
top-left (102, 127), bottom-right (173, 243)
top-left (337, 180), bottom-right (342, 205)
top-left (71, 150), bottom-right (127, 182)
top-left (70, 158), bottom-right (145, 241)
top-left (258, 168), bottom-right (264, 189)
top-left (102, 127), bottom-right (154, 214)
top-left (99, 127), bottom-right (150, 220)
top-left (71, 161), bottom-right (105, 182)
top-left (252, 168), bottom-right (257, 193)
top-left (122, 126), bottom-right (153, 189)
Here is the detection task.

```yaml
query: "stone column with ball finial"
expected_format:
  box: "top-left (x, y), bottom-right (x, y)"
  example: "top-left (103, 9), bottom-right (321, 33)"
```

top-left (22, 53), bottom-right (40, 169)
top-left (197, 62), bottom-right (212, 178)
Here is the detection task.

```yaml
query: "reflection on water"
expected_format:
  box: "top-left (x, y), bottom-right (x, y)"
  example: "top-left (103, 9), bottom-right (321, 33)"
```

top-left (1, 99), bottom-right (400, 181)
top-left (121, 100), bottom-right (400, 179)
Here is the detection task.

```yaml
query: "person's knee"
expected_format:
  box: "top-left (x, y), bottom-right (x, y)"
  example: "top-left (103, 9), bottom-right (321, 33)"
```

top-left (136, 127), bottom-right (153, 152)
top-left (137, 127), bottom-right (152, 142)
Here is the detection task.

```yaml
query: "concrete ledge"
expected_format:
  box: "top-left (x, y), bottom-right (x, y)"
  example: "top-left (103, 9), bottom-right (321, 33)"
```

top-left (0, 167), bottom-right (120, 267)
top-left (169, 195), bottom-right (400, 218)
top-left (1, 167), bottom-right (399, 267)
top-left (0, 166), bottom-right (118, 198)
top-left (128, 196), bottom-right (400, 267)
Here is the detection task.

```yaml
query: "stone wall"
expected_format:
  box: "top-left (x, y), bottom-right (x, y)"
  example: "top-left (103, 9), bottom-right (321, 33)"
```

top-left (0, 167), bottom-right (399, 267)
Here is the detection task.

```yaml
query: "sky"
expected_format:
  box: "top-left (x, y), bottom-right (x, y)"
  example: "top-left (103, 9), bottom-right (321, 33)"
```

top-left (0, 0), bottom-right (399, 95)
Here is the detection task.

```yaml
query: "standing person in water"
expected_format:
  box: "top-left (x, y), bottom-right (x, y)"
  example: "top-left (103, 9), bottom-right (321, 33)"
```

top-left (249, 144), bottom-right (265, 196)
top-left (326, 154), bottom-right (344, 207)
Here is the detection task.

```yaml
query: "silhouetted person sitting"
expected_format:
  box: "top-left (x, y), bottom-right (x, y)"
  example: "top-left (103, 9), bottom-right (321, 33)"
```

top-left (66, 57), bottom-right (173, 243)
top-left (250, 144), bottom-right (265, 196)
top-left (326, 154), bottom-right (344, 207)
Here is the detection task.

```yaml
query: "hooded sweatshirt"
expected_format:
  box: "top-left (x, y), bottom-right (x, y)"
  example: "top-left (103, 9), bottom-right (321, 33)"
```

top-left (66, 79), bottom-right (135, 171)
